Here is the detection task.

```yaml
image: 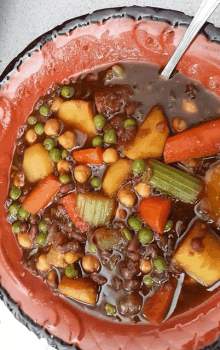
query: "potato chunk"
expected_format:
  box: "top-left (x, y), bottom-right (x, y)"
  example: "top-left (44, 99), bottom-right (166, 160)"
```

top-left (47, 246), bottom-right (67, 268)
top-left (23, 143), bottom-right (53, 182)
top-left (123, 105), bottom-right (169, 160)
top-left (172, 220), bottom-right (220, 287)
top-left (102, 159), bottom-right (132, 196)
top-left (58, 276), bottom-right (98, 305)
top-left (205, 163), bottom-right (220, 226)
top-left (58, 100), bottom-right (97, 138)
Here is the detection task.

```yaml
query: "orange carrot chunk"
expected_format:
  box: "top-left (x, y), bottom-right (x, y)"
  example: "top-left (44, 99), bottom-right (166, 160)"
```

top-left (60, 193), bottom-right (89, 233)
top-left (139, 197), bottom-right (172, 234)
top-left (164, 118), bottom-right (220, 164)
top-left (72, 147), bottom-right (103, 164)
top-left (23, 174), bottom-right (60, 214)
top-left (142, 279), bottom-right (177, 325)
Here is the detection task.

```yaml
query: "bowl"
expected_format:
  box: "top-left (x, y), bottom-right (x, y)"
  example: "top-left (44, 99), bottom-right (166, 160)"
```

top-left (1, 6), bottom-right (220, 350)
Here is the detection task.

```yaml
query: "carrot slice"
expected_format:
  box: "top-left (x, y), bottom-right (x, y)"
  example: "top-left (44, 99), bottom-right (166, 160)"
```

top-left (23, 174), bottom-right (60, 214)
top-left (139, 197), bottom-right (172, 234)
top-left (164, 118), bottom-right (220, 164)
top-left (72, 147), bottom-right (103, 164)
top-left (143, 279), bottom-right (177, 325)
top-left (60, 193), bottom-right (89, 233)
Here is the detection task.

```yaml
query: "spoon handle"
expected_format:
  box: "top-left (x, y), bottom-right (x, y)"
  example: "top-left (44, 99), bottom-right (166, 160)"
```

top-left (161, 0), bottom-right (220, 79)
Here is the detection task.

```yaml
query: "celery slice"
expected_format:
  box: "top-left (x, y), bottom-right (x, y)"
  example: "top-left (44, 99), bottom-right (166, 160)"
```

top-left (148, 160), bottom-right (203, 204)
top-left (77, 193), bottom-right (115, 226)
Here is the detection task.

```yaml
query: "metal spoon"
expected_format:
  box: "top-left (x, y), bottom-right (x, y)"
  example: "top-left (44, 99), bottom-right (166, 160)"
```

top-left (161, 0), bottom-right (220, 79)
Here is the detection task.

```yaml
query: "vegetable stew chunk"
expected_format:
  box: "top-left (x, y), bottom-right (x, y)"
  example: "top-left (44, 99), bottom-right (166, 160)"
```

top-left (94, 85), bottom-right (133, 115)
top-left (7, 62), bottom-right (220, 324)
top-left (173, 220), bottom-right (220, 287)
top-left (58, 276), bottom-right (98, 305)
top-left (103, 159), bottom-right (132, 196)
top-left (58, 100), bottom-right (97, 138)
top-left (23, 143), bottom-right (53, 182)
top-left (123, 105), bottom-right (169, 160)
top-left (143, 279), bottom-right (177, 324)
top-left (205, 163), bottom-right (220, 226)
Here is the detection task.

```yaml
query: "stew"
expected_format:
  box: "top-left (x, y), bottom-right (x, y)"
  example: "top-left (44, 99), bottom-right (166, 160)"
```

top-left (6, 62), bottom-right (220, 324)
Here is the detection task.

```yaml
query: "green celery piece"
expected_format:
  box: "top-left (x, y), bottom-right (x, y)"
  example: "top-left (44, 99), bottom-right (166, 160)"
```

top-left (77, 194), bottom-right (86, 218)
top-left (105, 199), bottom-right (115, 223)
top-left (149, 160), bottom-right (202, 204)
top-left (84, 196), bottom-right (97, 224)
top-left (93, 199), bottom-right (104, 226)
top-left (76, 193), bottom-right (115, 226)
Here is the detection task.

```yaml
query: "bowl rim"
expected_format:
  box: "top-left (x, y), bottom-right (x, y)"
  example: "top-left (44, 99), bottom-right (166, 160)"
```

top-left (1, 5), bottom-right (220, 350)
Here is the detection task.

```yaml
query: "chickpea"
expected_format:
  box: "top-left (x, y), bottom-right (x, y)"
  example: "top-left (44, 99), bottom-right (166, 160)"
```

top-left (51, 97), bottom-right (63, 114)
top-left (139, 259), bottom-right (152, 274)
top-left (134, 182), bottom-right (151, 198)
top-left (74, 165), bottom-right (91, 183)
top-left (57, 160), bottom-right (70, 173)
top-left (65, 252), bottom-right (81, 264)
top-left (36, 254), bottom-right (52, 271)
top-left (181, 158), bottom-right (201, 172)
top-left (116, 208), bottom-right (127, 220)
top-left (14, 172), bottom-right (25, 187)
top-left (118, 189), bottom-right (136, 207)
top-left (172, 117), bottom-right (187, 133)
top-left (25, 129), bottom-right (37, 144)
top-left (182, 99), bottom-right (198, 114)
top-left (44, 118), bottom-right (60, 136)
top-left (103, 148), bottom-right (119, 164)
top-left (47, 269), bottom-right (58, 288)
top-left (82, 254), bottom-right (100, 273)
top-left (17, 233), bottom-right (32, 249)
top-left (58, 131), bottom-right (76, 149)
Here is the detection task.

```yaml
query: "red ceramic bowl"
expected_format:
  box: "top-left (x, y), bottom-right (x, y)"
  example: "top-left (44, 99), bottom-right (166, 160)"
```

top-left (1, 7), bottom-right (220, 350)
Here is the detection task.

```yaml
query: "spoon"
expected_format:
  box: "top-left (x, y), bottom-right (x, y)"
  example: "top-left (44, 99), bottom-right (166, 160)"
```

top-left (161, 0), bottom-right (220, 79)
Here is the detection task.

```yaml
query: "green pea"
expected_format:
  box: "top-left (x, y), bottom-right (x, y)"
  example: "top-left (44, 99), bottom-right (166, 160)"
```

top-left (27, 116), bottom-right (37, 125)
top-left (138, 228), bottom-right (153, 244)
top-left (164, 220), bottom-right (173, 232)
top-left (36, 232), bottom-right (47, 246)
top-left (92, 136), bottom-right (103, 147)
top-left (132, 159), bottom-right (146, 174)
top-left (104, 129), bottom-right (117, 144)
top-left (104, 302), bottom-right (116, 315)
top-left (88, 244), bottom-right (97, 254)
top-left (128, 216), bottom-right (142, 231)
top-left (59, 174), bottom-right (71, 184)
top-left (43, 138), bottom-right (55, 151)
top-left (123, 118), bottom-right (136, 128)
top-left (61, 86), bottom-right (74, 98)
top-left (9, 203), bottom-right (20, 216)
top-left (12, 221), bottom-right (21, 234)
top-left (153, 257), bottom-right (166, 273)
top-left (143, 276), bottom-right (153, 287)
top-left (61, 150), bottom-right (68, 159)
top-left (123, 228), bottom-right (132, 241)
top-left (19, 207), bottom-right (30, 220)
top-left (90, 177), bottom-right (101, 188)
top-left (34, 123), bottom-right (44, 135)
top-left (50, 148), bottom-right (61, 162)
top-left (39, 105), bottom-right (50, 116)
top-left (10, 187), bottom-right (21, 200)
top-left (94, 114), bottom-right (106, 129)
top-left (65, 264), bottom-right (78, 278)
top-left (39, 220), bottom-right (47, 233)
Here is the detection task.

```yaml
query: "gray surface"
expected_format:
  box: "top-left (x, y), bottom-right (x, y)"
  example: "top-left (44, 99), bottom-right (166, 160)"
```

top-left (0, 0), bottom-right (220, 76)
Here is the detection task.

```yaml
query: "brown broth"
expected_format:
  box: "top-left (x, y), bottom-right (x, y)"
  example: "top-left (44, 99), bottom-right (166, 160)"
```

top-left (6, 62), bottom-right (220, 324)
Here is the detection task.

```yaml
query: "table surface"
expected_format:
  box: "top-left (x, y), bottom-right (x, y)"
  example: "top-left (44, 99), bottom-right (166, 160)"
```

top-left (1, 0), bottom-right (220, 349)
